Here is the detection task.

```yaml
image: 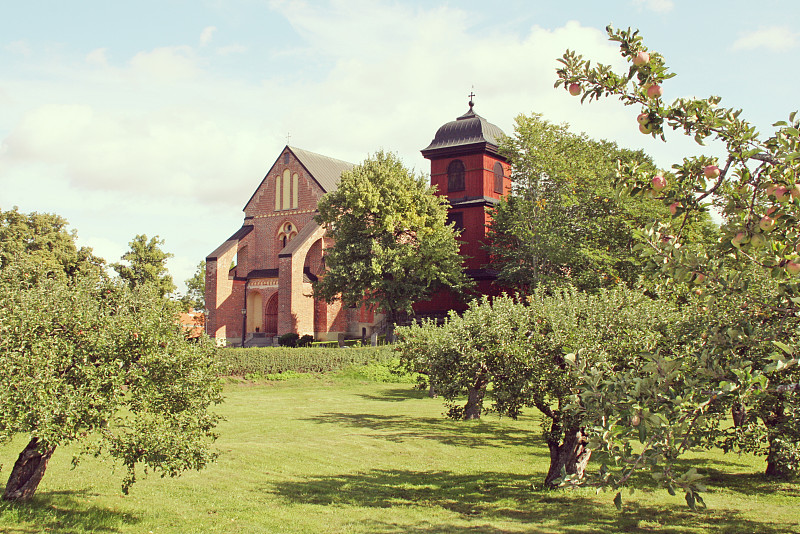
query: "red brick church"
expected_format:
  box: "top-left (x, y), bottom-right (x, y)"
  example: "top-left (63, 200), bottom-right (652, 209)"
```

top-left (205, 101), bottom-right (510, 346)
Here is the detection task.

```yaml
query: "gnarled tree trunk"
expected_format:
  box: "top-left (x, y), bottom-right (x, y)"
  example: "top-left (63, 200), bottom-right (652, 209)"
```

top-left (3, 437), bottom-right (56, 501)
top-left (463, 373), bottom-right (488, 420)
top-left (543, 423), bottom-right (591, 488)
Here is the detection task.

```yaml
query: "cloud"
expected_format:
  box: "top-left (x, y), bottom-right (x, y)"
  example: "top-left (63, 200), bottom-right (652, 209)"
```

top-left (4, 40), bottom-right (32, 57)
top-left (128, 46), bottom-right (199, 82)
top-left (631, 0), bottom-right (674, 13)
top-left (200, 26), bottom-right (217, 46)
top-left (85, 48), bottom-right (109, 67)
top-left (732, 27), bottom-right (798, 52)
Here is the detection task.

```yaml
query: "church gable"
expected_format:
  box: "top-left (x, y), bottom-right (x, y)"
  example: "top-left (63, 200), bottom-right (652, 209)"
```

top-left (243, 146), bottom-right (354, 218)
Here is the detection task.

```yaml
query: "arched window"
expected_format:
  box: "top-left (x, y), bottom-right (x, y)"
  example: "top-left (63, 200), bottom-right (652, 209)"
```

top-left (493, 162), bottom-right (505, 194)
top-left (447, 159), bottom-right (465, 192)
top-left (277, 221), bottom-right (297, 251)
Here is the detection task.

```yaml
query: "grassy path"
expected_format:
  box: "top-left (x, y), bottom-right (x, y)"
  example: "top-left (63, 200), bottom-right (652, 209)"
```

top-left (0, 377), bottom-right (797, 533)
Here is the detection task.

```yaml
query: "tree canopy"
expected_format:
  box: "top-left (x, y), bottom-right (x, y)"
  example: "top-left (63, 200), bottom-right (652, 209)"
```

top-left (486, 114), bottom-right (717, 293)
top-left (112, 234), bottom-right (176, 298)
top-left (314, 150), bottom-right (470, 333)
top-left (181, 260), bottom-right (206, 312)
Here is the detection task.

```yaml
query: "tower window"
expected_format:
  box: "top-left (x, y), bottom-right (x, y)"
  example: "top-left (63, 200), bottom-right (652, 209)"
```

top-left (447, 160), bottom-right (465, 192)
top-left (493, 162), bottom-right (505, 194)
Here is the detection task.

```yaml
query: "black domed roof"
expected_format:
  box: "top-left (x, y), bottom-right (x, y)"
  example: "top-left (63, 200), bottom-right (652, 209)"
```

top-left (421, 103), bottom-right (506, 159)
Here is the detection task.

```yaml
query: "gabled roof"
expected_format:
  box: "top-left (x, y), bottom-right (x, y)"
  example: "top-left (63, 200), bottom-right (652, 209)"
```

top-left (244, 146), bottom-right (354, 212)
top-left (206, 225), bottom-right (254, 260)
top-left (289, 146), bottom-right (354, 194)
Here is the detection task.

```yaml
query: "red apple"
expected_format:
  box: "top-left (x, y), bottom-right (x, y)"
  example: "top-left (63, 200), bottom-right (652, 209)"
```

top-left (732, 232), bottom-right (746, 248)
top-left (632, 52), bottom-right (650, 67)
top-left (787, 261), bottom-right (800, 276)
top-left (637, 112), bottom-right (649, 125)
top-left (639, 123), bottom-right (652, 134)
top-left (631, 414), bottom-right (641, 426)
top-left (703, 165), bottom-right (720, 179)
top-left (646, 84), bottom-right (663, 99)
top-left (759, 216), bottom-right (776, 232)
top-left (669, 202), bottom-right (681, 216)
top-left (651, 174), bottom-right (667, 191)
top-left (568, 83), bottom-right (581, 96)
top-left (694, 273), bottom-right (706, 284)
top-left (775, 186), bottom-right (790, 203)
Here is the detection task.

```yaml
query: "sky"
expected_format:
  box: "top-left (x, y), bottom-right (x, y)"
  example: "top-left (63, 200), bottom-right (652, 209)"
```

top-left (2, 0), bottom-right (799, 293)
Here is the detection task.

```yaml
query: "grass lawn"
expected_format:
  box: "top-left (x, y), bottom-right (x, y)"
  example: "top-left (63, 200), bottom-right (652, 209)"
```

top-left (0, 375), bottom-right (797, 533)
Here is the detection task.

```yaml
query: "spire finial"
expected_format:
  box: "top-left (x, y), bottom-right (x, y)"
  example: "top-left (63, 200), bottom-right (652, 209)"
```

top-left (468, 89), bottom-right (475, 110)
top-left (286, 131), bottom-right (291, 144)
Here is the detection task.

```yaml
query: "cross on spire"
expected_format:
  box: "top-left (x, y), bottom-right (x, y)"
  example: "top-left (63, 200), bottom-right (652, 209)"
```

top-left (468, 90), bottom-right (475, 110)
top-left (286, 132), bottom-right (291, 144)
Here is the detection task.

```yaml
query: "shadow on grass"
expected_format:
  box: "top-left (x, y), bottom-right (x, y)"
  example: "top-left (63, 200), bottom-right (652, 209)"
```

top-left (0, 489), bottom-right (140, 533)
top-left (302, 411), bottom-right (547, 452)
top-left (356, 387), bottom-right (430, 402)
top-left (268, 468), bottom-right (794, 534)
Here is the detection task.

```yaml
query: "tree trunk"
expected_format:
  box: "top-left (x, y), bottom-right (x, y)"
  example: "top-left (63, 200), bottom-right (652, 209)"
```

top-left (763, 401), bottom-right (793, 478)
top-left (463, 373), bottom-right (487, 420)
top-left (3, 437), bottom-right (56, 501)
top-left (543, 424), bottom-right (591, 488)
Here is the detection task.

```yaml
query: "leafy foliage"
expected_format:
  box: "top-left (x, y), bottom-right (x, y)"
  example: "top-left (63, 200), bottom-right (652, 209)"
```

top-left (216, 346), bottom-right (394, 376)
top-left (181, 260), bottom-right (205, 312)
top-left (314, 150), bottom-right (471, 331)
top-left (487, 114), bottom-right (697, 292)
top-left (112, 234), bottom-right (176, 298)
top-left (554, 25), bottom-right (800, 505)
top-left (397, 288), bottom-right (675, 486)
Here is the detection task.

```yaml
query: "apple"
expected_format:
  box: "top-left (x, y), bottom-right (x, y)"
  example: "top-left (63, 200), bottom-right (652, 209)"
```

top-left (632, 52), bottom-right (650, 67)
top-left (568, 83), bottom-right (581, 96)
top-left (759, 216), bottom-right (776, 232)
top-left (787, 261), bottom-right (800, 276)
top-left (631, 414), bottom-right (641, 426)
top-left (637, 112), bottom-right (650, 125)
top-left (795, 241), bottom-right (800, 254)
top-left (775, 186), bottom-right (791, 203)
top-left (732, 232), bottom-right (746, 248)
top-left (639, 123), bottom-right (652, 134)
top-left (750, 233), bottom-right (765, 248)
top-left (791, 185), bottom-right (800, 200)
top-left (703, 165), bottom-right (720, 179)
top-left (646, 84), bottom-right (663, 99)
top-left (669, 202), bottom-right (681, 216)
top-left (651, 174), bottom-right (667, 191)
top-left (765, 184), bottom-right (778, 196)
top-left (694, 273), bottom-right (706, 284)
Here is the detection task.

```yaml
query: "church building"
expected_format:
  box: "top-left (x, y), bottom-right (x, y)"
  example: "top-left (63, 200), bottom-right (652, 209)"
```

top-left (205, 101), bottom-right (509, 346)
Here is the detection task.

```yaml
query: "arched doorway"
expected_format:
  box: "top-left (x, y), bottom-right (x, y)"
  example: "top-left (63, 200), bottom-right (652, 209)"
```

top-left (264, 293), bottom-right (278, 335)
top-left (247, 292), bottom-right (263, 334)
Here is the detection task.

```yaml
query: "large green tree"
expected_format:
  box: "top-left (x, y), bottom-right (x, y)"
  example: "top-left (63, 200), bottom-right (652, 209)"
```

top-left (0, 210), bottom-right (221, 501)
top-left (554, 26), bottom-right (800, 506)
top-left (0, 207), bottom-right (104, 282)
top-left (314, 150), bottom-right (470, 337)
top-left (486, 114), bottom-right (716, 293)
top-left (112, 234), bottom-right (176, 298)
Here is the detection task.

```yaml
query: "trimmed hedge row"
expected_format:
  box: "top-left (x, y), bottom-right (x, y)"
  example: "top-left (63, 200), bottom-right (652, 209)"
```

top-left (216, 345), bottom-right (395, 376)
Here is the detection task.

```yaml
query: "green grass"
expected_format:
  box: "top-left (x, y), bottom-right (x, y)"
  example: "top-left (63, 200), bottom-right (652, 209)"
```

top-left (0, 375), bottom-right (797, 533)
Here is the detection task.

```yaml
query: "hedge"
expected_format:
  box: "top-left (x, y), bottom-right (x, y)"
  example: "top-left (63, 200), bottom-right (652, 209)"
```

top-left (216, 345), bottom-right (396, 376)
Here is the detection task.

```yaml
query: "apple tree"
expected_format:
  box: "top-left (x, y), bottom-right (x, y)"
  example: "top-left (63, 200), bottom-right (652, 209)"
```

top-left (554, 26), bottom-right (800, 506)
top-left (0, 210), bottom-right (221, 501)
top-left (396, 287), bottom-right (675, 487)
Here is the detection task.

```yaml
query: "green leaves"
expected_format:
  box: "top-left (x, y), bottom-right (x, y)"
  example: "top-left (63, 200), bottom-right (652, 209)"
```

top-left (314, 150), bottom-right (470, 322)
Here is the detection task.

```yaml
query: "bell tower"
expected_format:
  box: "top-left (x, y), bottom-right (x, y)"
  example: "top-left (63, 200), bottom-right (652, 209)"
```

top-left (417, 96), bottom-right (511, 314)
